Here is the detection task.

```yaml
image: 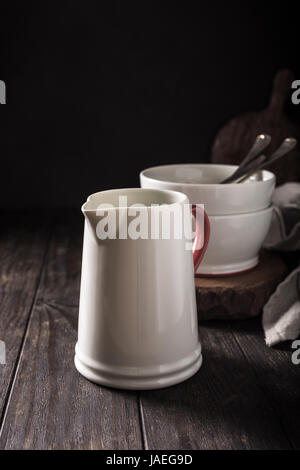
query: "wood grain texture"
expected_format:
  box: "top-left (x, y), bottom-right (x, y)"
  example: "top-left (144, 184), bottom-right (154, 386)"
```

top-left (0, 212), bottom-right (299, 450)
top-left (0, 212), bottom-right (142, 450)
top-left (195, 251), bottom-right (288, 320)
top-left (139, 321), bottom-right (292, 450)
top-left (0, 212), bottom-right (49, 421)
top-left (230, 319), bottom-right (300, 449)
top-left (211, 69), bottom-right (300, 185)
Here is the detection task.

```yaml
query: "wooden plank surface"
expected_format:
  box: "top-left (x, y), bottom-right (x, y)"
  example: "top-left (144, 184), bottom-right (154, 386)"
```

top-left (0, 212), bottom-right (142, 450)
top-left (0, 212), bottom-right (299, 450)
top-left (0, 212), bottom-right (49, 422)
top-left (139, 321), bottom-right (293, 450)
top-left (231, 319), bottom-right (300, 449)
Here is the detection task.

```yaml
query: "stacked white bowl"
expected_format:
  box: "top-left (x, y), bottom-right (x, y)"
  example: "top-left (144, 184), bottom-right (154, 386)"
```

top-left (140, 164), bottom-right (275, 276)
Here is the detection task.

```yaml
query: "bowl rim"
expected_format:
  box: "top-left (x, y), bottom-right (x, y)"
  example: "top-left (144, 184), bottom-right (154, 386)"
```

top-left (140, 163), bottom-right (276, 188)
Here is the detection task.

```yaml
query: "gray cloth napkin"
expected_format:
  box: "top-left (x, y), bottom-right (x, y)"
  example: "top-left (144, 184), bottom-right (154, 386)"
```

top-left (262, 183), bottom-right (300, 346)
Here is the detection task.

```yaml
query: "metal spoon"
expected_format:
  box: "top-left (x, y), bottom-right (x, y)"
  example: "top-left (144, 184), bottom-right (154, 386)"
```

top-left (220, 134), bottom-right (271, 184)
top-left (237, 137), bottom-right (297, 183)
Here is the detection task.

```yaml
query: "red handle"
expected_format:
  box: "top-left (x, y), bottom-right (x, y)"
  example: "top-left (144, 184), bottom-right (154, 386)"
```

top-left (192, 205), bottom-right (210, 273)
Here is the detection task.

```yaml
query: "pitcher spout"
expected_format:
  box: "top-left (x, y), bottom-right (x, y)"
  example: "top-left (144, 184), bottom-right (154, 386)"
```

top-left (81, 198), bottom-right (102, 243)
top-left (81, 194), bottom-right (118, 243)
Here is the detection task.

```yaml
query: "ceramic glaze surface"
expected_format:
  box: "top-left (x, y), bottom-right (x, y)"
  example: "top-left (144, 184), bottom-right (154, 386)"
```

top-left (196, 206), bottom-right (273, 275)
top-left (140, 164), bottom-right (275, 216)
top-left (75, 188), bottom-right (204, 389)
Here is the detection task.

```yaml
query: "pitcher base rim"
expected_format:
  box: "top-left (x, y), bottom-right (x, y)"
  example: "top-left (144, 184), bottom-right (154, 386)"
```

top-left (74, 348), bottom-right (202, 390)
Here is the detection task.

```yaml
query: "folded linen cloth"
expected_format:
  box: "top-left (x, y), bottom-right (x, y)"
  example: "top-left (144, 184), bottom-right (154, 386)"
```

top-left (262, 183), bottom-right (300, 346)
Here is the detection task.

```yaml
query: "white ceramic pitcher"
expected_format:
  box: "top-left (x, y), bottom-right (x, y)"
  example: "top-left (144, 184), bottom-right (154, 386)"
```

top-left (75, 188), bottom-right (209, 389)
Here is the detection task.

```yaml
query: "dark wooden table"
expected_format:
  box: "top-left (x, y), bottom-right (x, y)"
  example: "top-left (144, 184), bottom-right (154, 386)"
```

top-left (0, 211), bottom-right (299, 450)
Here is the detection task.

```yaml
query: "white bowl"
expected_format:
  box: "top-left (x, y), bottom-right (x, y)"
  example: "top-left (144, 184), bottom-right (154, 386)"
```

top-left (140, 164), bottom-right (275, 215)
top-left (196, 206), bottom-right (273, 276)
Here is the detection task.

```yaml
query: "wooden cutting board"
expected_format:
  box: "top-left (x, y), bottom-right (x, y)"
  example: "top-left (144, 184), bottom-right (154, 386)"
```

top-left (195, 251), bottom-right (288, 320)
top-left (211, 69), bottom-right (300, 185)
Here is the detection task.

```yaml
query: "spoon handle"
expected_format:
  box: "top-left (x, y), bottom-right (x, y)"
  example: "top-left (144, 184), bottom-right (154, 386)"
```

top-left (233, 155), bottom-right (268, 183)
top-left (239, 134), bottom-right (271, 168)
top-left (238, 137), bottom-right (297, 183)
top-left (261, 137), bottom-right (297, 167)
top-left (220, 134), bottom-right (271, 184)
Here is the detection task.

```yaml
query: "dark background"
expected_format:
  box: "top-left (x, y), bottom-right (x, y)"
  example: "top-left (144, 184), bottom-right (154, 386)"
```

top-left (0, 1), bottom-right (299, 208)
